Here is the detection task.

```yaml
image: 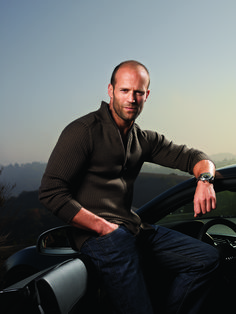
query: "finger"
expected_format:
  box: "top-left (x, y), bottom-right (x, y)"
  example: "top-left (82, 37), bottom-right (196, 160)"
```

top-left (194, 211), bottom-right (202, 218)
top-left (211, 197), bottom-right (217, 210)
top-left (206, 198), bottom-right (212, 213)
top-left (194, 201), bottom-right (202, 217)
top-left (206, 195), bottom-right (216, 212)
top-left (201, 199), bottom-right (207, 215)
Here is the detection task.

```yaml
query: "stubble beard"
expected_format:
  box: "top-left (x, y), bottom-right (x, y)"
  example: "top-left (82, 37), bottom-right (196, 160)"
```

top-left (112, 96), bottom-right (140, 123)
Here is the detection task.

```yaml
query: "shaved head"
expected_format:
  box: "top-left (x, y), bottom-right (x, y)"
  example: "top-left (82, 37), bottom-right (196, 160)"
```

top-left (110, 60), bottom-right (150, 89)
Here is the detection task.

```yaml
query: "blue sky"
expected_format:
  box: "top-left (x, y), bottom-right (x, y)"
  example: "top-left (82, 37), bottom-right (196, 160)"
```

top-left (1, 0), bottom-right (236, 165)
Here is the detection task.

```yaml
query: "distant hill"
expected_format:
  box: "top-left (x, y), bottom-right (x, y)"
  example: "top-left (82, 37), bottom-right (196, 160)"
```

top-left (0, 162), bottom-right (46, 196)
top-left (1, 156), bottom-right (235, 278)
top-left (133, 172), bottom-right (188, 208)
top-left (1, 155), bottom-right (236, 197)
top-left (210, 153), bottom-right (236, 162)
top-left (0, 190), bottom-right (62, 246)
top-left (0, 172), bottom-right (188, 246)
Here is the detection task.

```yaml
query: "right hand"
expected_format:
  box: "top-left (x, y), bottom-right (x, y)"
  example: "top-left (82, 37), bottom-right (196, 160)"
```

top-left (71, 207), bottom-right (119, 237)
top-left (98, 221), bottom-right (119, 237)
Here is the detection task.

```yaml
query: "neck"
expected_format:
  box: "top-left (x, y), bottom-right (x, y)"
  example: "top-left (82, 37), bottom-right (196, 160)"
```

top-left (119, 123), bottom-right (133, 140)
top-left (108, 102), bottom-right (133, 138)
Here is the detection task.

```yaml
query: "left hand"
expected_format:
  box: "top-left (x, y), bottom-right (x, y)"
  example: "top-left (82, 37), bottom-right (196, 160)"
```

top-left (193, 181), bottom-right (216, 217)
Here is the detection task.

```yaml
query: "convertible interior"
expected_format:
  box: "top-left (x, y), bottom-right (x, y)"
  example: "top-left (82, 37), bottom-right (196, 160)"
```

top-left (154, 189), bottom-right (236, 312)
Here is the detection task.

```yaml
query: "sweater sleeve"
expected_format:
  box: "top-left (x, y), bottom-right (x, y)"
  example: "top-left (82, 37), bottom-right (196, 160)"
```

top-left (39, 121), bottom-right (92, 223)
top-left (144, 131), bottom-right (210, 174)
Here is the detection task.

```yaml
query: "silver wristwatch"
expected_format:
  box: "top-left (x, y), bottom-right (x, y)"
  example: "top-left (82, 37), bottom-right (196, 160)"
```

top-left (197, 172), bottom-right (214, 184)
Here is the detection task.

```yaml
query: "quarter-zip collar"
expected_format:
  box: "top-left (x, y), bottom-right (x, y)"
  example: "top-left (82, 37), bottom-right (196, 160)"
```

top-left (101, 101), bottom-right (134, 153)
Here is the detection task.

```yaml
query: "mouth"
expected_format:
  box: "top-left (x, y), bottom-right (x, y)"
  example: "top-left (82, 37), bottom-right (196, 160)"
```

top-left (124, 106), bottom-right (137, 111)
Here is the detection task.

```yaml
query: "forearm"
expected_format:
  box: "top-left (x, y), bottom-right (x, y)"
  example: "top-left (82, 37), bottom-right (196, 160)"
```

top-left (71, 207), bottom-right (118, 236)
top-left (193, 159), bottom-right (216, 217)
top-left (193, 159), bottom-right (215, 178)
top-left (149, 132), bottom-right (212, 175)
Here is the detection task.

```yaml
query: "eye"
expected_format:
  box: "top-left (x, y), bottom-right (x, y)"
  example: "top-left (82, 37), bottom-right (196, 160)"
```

top-left (136, 91), bottom-right (145, 96)
top-left (121, 89), bottom-right (129, 93)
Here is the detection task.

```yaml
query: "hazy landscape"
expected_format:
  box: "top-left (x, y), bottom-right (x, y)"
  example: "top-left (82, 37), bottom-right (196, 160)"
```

top-left (1, 153), bottom-right (236, 196)
top-left (0, 154), bottom-right (236, 285)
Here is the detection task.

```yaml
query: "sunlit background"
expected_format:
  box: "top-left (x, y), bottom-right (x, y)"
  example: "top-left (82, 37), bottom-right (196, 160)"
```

top-left (1, 0), bottom-right (236, 165)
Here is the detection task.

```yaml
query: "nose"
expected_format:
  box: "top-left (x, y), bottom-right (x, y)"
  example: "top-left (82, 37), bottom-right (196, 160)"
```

top-left (128, 91), bottom-right (136, 103)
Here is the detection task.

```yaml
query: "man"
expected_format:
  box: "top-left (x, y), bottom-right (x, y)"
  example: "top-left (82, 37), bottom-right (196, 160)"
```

top-left (39, 60), bottom-right (219, 314)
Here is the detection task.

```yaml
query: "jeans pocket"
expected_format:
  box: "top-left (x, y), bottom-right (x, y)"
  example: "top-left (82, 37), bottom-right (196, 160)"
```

top-left (96, 225), bottom-right (123, 241)
top-left (81, 225), bottom-right (131, 255)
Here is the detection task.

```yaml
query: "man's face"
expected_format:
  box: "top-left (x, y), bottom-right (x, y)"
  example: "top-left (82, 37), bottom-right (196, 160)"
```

top-left (108, 65), bottom-right (150, 125)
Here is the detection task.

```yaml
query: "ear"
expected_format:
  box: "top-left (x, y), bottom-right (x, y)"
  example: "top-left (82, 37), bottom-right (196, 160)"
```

top-left (145, 89), bottom-right (150, 101)
top-left (108, 83), bottom-right (113, 99)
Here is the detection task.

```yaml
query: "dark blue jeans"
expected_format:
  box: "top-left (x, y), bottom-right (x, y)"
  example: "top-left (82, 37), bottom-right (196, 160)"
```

top-left (80, 225), bottom-right (219, 314)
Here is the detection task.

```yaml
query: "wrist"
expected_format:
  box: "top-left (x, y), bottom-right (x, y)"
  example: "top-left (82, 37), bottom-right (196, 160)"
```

top-left (95, 217), bottom-right (109, 235)
top-left (196, 172), bottom-right (214, 184)
top-left (97, 219), bottom-right (118, 236)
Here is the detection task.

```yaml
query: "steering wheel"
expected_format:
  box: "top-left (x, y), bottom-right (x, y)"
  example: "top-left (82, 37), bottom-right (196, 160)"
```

top-left (198, 218), bottom-right (236, 241)
top-left (198, 218), bottom-right (236, 269)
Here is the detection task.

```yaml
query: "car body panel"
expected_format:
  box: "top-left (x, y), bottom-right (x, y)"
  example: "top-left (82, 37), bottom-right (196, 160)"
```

top-left (137, 164), bottom-right (236, 223)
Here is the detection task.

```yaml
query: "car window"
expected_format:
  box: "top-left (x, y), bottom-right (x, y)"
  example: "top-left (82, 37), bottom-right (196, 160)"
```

top-left (158, 190), bottom-right (236, 224)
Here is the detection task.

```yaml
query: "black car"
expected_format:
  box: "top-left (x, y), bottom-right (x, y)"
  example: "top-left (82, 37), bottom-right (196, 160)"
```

top-left (1, 165), bottom-right (236, 313)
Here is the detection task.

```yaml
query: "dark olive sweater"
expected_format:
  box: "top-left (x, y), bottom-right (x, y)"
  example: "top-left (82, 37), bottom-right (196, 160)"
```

top-left (39, 102), bottom-right (209, 248)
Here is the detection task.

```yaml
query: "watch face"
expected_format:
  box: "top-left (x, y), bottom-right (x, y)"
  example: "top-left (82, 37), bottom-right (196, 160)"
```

top-left (202, 173), bottom-right (211, 179)
top-left (198, 172), bottom-right (214, 182)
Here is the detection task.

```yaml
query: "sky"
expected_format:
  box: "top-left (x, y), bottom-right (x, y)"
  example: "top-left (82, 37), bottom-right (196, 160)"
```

top-left (1, 0), bottom-right (236, 166)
